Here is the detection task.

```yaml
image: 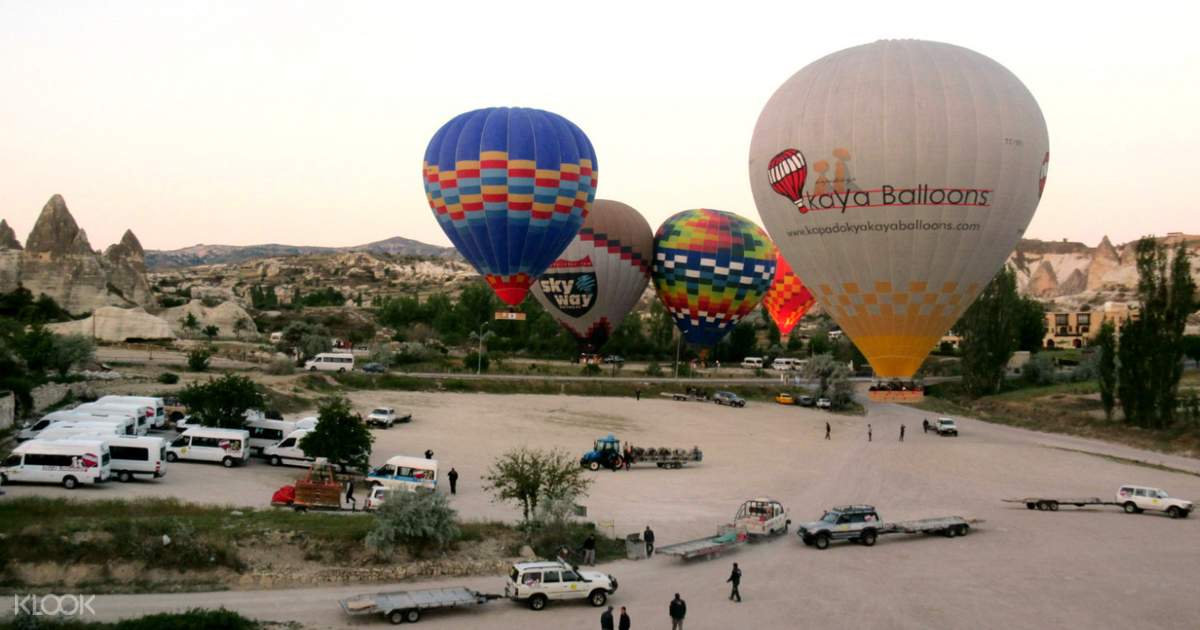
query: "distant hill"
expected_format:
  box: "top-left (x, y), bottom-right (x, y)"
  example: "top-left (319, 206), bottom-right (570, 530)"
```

top-left (145, 236), bottom-right (457, 269)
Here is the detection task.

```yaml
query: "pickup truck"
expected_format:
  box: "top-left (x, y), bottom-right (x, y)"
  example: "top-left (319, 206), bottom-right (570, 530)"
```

top-left (934, 417), bottom-right (958, 436)
top-left (796, 504), bottom-right (974, 549)
top-left (366, 407), bottom-right (411, 429)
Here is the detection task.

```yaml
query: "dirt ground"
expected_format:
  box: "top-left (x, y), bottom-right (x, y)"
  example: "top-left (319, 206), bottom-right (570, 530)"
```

top-left (4, 390), bottom-right (1200, 629)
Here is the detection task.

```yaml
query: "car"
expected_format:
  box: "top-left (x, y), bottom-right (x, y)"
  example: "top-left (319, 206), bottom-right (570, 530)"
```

top-left (361, 362), bottom-right (386, 374)
top-left (775, 393), bottom-right (795, 405)
top-left (1117, 485), bottom-right (1193, 518)
top-left (934, 417), bottom-right (958, 436)
top-left (365, 484), bottom-right (391, 511)
top-left (366, 407), bottom-right (410, 429)
top-left (796, 505), bottom-right (880, 549)
top-left (796, 395), bottom-right (816, 407)
top-left (713, 391), bottom-right (746, 408)
top-left (504, 560), bottom-right (618, 611)
top-left (602, 355), bottom-right (625, 365)
top-left (815, 398), bottom-right (832, 409)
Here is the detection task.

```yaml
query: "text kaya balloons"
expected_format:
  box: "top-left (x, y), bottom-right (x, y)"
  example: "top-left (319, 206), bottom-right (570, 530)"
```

top-left (423, 107), bottom-right (598, 306)
top-left (652, 209), bottom-right (776, 347)
top-left (532, 199), bottom-right (654, 351)
top-left (762, 251), bottom-right (815, 337)
top-left (750, 40), bottom-right (1049, 378)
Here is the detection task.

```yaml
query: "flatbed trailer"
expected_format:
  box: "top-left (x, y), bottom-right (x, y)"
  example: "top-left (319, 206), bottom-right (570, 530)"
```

top-left (660, 392), bottom-right (709, 402)
top-left (1003, 497), bottom-right (1119, 511)
top-left (797, 505), bottom-right (980, 550)
top-left (657, 526), bottom-right (749, 560)
top-left (339, 586), bottom-right (500, 624)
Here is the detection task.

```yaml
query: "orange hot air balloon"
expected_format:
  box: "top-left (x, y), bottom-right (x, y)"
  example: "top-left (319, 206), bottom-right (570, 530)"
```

top-left (762, 252), bottom-right (815, 337)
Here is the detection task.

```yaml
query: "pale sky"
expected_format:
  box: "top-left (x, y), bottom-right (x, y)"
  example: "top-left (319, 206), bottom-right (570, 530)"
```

top-left (1, 1), bottom-right (1197, 251)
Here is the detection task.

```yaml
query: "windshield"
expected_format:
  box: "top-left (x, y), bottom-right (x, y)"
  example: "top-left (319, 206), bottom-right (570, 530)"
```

top-left (820, 511), bottom-right (840, 524)
top-left (371, 409), bottom-right (389, 415)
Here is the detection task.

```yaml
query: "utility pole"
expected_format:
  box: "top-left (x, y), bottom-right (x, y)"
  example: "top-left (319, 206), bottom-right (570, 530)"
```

top-left (673, 330), bottom-right (681, 379)
top-left (476, 322), bottom-right (490, 375)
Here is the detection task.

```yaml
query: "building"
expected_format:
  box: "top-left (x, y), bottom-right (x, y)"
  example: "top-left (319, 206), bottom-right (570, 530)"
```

top-left (1044, 302), bottom-right (1139, 349)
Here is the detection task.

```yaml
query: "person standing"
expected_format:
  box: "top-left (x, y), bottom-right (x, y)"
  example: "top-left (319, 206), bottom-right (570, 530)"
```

top-left (447, 467), bottom-right (459, 495)
top-left (868, 424), bottom-right (872, 442)
top-left (618, 606), bottom-right (631, 630)
top-left (923, 418), bottom-right (930, 434)
top-left (600, 605), bottom-right (615, 630)
top-left (635, 388), bottom-right (641, 401)
top-left (424, 449), bottom-right (434, 460)
top-left (727, 562), bottom-right (742, 602)
top-left (900, 424), bottom-right (906, 442)
top-left (344, 477), bottom-right (356, 512)
top-left (825, 422), bottom-right (831, 440)
top-left (582, 533), bottom-right (596, 566)
top-left (623, 444), bottom-right (633, 471)
top-left (643, 525), bottom-right (655, 558)
top-left (669, 593), bottom-right (687, 630)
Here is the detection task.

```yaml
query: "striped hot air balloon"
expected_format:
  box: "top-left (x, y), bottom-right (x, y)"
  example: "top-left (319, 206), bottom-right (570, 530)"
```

top-left (651, 209), bottom-right (776, 347)
top-left (767, 149), bottom-right (808, 211)
top-left (423, 107), bottom-right (598, 306)
top-left (762, 251), bottom-right (816, 337)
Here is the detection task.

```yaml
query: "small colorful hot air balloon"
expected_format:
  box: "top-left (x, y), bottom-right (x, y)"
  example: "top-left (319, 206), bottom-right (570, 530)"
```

top-left (423, 107), bottom-right (598, 307)
top-left (532, 199), bottom-right (654, 351)
top-left (651, 209), bottom-right (776, 347)
top-left (762, 251), bottom-right (815, 337)
top-left (767, 149), bottom-right (808, 211)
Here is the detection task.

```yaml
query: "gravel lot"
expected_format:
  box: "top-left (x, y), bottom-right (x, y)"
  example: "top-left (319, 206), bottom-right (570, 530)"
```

top-left (4, 390), bottom-right (1199, 628)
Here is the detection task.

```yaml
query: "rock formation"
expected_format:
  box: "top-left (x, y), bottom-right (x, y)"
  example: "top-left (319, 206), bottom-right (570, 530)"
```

top-left (1085, 236), bottom-right (1122, 290)
top-left (1026, 260), bottom-right (1059, 297)
top-left (0, 220), bottom-right (21, 250)
top-left (103, 230), bottom-right (152, 305)
top-left (1057, 268), bottom-right (1088, 296)
top-left (46, 306), bottom-right (174, 342)
top-left (160, 299), bottom-right (259, 338)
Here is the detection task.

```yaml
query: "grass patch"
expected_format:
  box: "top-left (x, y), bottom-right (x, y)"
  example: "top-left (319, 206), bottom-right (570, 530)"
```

top-left (1044, 446), bottom-right (1200, 478)
top-left (3, 608), bottom-right (266, 630)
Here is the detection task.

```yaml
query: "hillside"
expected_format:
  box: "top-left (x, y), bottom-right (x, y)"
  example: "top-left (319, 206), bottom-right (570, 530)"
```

top-left (145, 236), bottom-right (457, 269)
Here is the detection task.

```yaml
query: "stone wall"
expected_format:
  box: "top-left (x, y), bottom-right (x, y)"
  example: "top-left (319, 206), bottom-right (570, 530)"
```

top-left (0, 391), bottom-right (14, 430)
top-left (30, 382), bottom-right (95, 414)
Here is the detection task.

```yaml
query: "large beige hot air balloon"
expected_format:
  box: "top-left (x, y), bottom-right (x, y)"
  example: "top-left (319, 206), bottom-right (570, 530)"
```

top-left (750, 40), bottom-right (1049, 379)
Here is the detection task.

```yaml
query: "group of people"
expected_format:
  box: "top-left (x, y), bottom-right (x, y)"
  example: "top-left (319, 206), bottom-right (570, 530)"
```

top-left (597, 565), bottom-right (741, 629)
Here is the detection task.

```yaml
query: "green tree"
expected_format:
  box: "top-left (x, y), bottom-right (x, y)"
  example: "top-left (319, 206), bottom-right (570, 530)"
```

top-left (201, 324), bottom-right (220, 340)
top-left (47, 334), bottom-right (95, 376)
top-left (483, 448), bottom-right (592, 525)
top-left (232, 318), bottom-right (251, 339)
top-left (807, 327), bottom-right (831, 356)
top-left (1096, 320), bottom-right (1118, 421)
top-left (803, 353), bottom-right (845, 397)
top-left (648, 301), bottom-right (675, 357)
top-left (186, 347), bottom-right (212, 371)
top-left (1183, 335), bottom-right (1200, 368)
top-left (278, 322), bottom-right (333, 361)
top-left (181, 312), bottom-right (199, 333)
top-left (1013, 297), bottom-right (1048, 352)
top-left (958, 267), bottom-right (1020, 396)
top-left (365, 489), bottom-right (460, 557)
top-left (177, 374), bottom-right (265, 429)
top-left (299, 395), bottom-right (374, 473)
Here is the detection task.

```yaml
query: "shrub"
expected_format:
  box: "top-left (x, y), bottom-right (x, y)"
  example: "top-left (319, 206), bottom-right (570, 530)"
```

top-left (1021, 353), bottom-right (1058, 386)
top-left (299, 396), bottom-right (374, 473)
top-left (463, 351), bottom-right (489, 372)
top-left (365, 489), bottom-right (460, 557)
top-left (263, 357), bottom-right (295, 375)
top-left (186, 348), bottom-right (212, 372)
top-left (177, 374), bottom-right (265, 429)
top-left (644, 362), bottom-right (663, 377)
top-left (581, 363), bottom-right (601, 376)
top-left (157, 372), bottom-right (180, 385)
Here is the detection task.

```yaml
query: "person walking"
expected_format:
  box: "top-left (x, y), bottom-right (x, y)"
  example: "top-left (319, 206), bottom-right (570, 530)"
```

top-left (344, 477), bottom-right (356, 512)
top-left (618, 606), bottom-right (631, 630)
top-left (727, 562), bottom-right (742, 602)
top-left (447, 467), bottom-right (459, 495)
top-left (582, 533), bottom-right (596, 566)
top-left (643, 525), bottom-right (655, 557)
top-left (669, 593), bottom-right (687, 630)
top-left (600, 605), bottom-right (615, 630)
top-left (900, 424), bottom-right (905, 442)
top-left (623, 444), bottom-right (633, 471)
top-left (635, 388), bottom-right (641, 401)
top-left (868, 424), bottom-right (873, 442)
top-left (923, 418), bottom-right (930, 434)
top-left (825, 422), bottom-right (831, 440)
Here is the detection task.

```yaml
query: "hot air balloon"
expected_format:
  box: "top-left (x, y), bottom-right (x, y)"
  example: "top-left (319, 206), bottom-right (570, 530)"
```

top-left (762, 251), bottom-right (815, 337)
top-left (423, 107), bottom-right (598, 307)
top-left (749, 40), bottom-right (1049, 379)
top-left (531, 199), bottom-right (654, 351)
top-left (651, 209), bottom-right (776, 347)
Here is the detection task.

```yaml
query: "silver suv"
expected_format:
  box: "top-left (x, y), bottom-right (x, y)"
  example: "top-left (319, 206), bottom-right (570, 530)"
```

top-left (504, 560), bottom-right (618, 611)
top-left (713, 391), bottom-right (746, 408)
top-left (797, 505), bottom-right (881, 549)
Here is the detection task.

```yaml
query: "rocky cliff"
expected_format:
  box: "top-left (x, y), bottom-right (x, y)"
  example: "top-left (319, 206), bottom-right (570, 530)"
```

top-left (144, 235), bottom-right (457, 269)
top-left (0, 195), bottom-right (152, 314)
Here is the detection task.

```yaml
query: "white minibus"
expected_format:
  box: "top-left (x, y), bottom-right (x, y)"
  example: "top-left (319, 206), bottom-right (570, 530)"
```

top-left (262, 429), bottom-right (314, 468)
top-left (167, 428), bottom-right (250, 467)
top-left (245, 419), bottom-right (298, 454)
top-left (366, 455), bottom-right (438, 492)
top-left (95, 396), bottom-right (166, 429)
top-left (21, 411), bottom-right (137, 440)
top-left (1, 439), bottom-right (111, 489)
top-left (304, 352), bottom-right (355, 372)
top-left (74, 402), bottom-right (153, 434)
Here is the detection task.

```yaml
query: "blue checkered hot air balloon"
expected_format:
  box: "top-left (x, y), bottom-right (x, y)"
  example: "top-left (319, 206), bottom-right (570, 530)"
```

top-left (423, 107), bottom-right (599, 306)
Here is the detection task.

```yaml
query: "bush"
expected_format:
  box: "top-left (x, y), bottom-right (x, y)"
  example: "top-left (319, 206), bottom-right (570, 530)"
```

top-left (365, 489), bottom-right (460, 557)
top-left (157, 372), bottom-right (180, 385)
top-left (581, 363), bottom-right (601, 376)
top-left (186, 348), bottom-right (212, 372)
top-left (1022, 353), bottom-right (1058, 386)
top-left (463, 351), bottom-right (489, 372)
top-left (645, 362), bottom-right (663, 377)
top-left (299, 396), bottom-right (374, 473)
top-left (9, 607), bottom-right (260, 630)
top-left (263, 358), bottom-right (295, 375)
top-left (177, 374), bottom-right (265, 429)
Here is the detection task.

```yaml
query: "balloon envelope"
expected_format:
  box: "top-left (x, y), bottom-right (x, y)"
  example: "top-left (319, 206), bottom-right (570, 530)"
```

top-left (652, 209), bottom-right (776, 347)
top-left (750, 40), bottom-right (1048, 377)
top-left (532, 199), bottom-right (654, 351)
top-left (423, 107), bottom-right (598, 306)
top-left (762, 251), bottom-right (815, 337)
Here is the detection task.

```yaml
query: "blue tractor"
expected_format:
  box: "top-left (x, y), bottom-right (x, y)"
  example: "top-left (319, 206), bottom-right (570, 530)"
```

top-left (580, 434), bottom-right (626, 471)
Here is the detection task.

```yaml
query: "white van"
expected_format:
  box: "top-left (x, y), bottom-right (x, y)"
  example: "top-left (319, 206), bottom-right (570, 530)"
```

top-left (245, 419), bottom-right (298, 454)
top-left (74, 402), bottom-right (153, 435)
top-left (262, 429), bottom-right (314, 467)
top-left (96, 396), bottom-right (166, 429)
top-left (741, 357), bottom-right (765, 369)
top-left (167, 428), bottom-right (250, 467)
top-left (304, 352), bottom-right (355, 372)
top-left (103, 436), bottom-right (167, 482)
top-left (20, 411), bottom-right (137, 440)
top-left (771, 357), bottom-right (807, 371)
top-left (294, 417), bottom-right (319, 431)
top-left (1, 439), bottom-right (111, 489)
top-left (366, 455), bottom-right (438, 492)
top-left (36, 422), bottom-right (125, 442)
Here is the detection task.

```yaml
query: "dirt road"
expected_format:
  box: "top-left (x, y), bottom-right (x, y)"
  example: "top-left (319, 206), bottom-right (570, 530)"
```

top-left (4, 392), bottom-right (1199, 628)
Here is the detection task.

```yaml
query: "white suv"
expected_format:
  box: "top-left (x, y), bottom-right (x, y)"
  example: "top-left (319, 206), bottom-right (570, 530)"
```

top-left (1117, 485), bottom-right (1192, 519)
top-left (366, 408), bottom-right (409, 429)
top-left (504, 560), bottom-right (618, 611)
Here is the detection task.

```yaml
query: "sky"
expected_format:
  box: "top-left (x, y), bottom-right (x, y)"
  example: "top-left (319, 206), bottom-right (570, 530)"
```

top-left (1, 1), bottom-right (1197, 251)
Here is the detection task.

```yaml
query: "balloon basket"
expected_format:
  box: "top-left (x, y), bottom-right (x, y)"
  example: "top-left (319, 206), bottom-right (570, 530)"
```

top-left (867, 389), bottom-right (925, 403)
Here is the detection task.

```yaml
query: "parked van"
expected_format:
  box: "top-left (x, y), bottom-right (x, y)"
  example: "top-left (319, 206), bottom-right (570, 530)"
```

top-left (96, 396), bottom-right (166, 429)
top-left (36, 422), bottom-right (124, 442)
top-left (741, 357), bottom-right (765, 369)
top-left (167, 428), bottom-right (250, 467)
top-left (367, 455), bottom-right (438, 492)
top-left (103, 436), bottom-right (167, 482)
top-left (262, 429), bottom-right (314, 467)
top-left (74, 402), bottom-right (153, 435)
top-left (245, 419), bottom-right (298, 454)
top-left (304, 352), bottom-right (355, 372)
top-left (20, 411), bottom-right (137, 440)
top-left (1, 439), bottom-right (111, 489)
top-left (294, 417), bottom-right (319, 431)
top-left (771, 358), bottom-right (807, 371)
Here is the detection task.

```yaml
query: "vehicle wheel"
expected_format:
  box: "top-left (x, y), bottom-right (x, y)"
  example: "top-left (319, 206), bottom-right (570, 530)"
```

top-left (860, 529), bottom-right (877, 547)
top-left (1, 473), bottom-right (8, 486)
top-left (1123, 501), bottom-right (1139, 514)
top-left (62, 476), bottom-right (78, 489)
top-left (588, 461), bottom-right (600, 471)
top-left (404, 609), bottom-right (420, 623)
top-left (222, 456), bottom-right (235, 468)
top-left (166, 452), bottom-right (178, 462)
top-left (338, 368), bottom-right (346, 373)
top-left (529, 594), bottom-right (547, 611)
top-left (1167, 506), bottom-right (1182, 519)
top-left (270, 456), bottom-right (282, 466)
top-left (387, 609), bottom-right (404, 625)
top-left (117, 471), bottom-right (133, 483)
top-left (814, 533), bottom-right (830, 550)
top-left (309, 366), bottom-right (317, 371)
top-left (1025, 502), bottom-right (1035, 510)
top-left (1047, 501), bottom-right (1059, 511)
top-left (943, 527), bottom-right (956, 537)
top-left (613, 457), bottom-right (624, 469)
top-left (293, 505), bottom-right (307, 513)
top-left (589, 590), bottom-right (608, 607)
top-left (956, 524), bottom-right (970, 536)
